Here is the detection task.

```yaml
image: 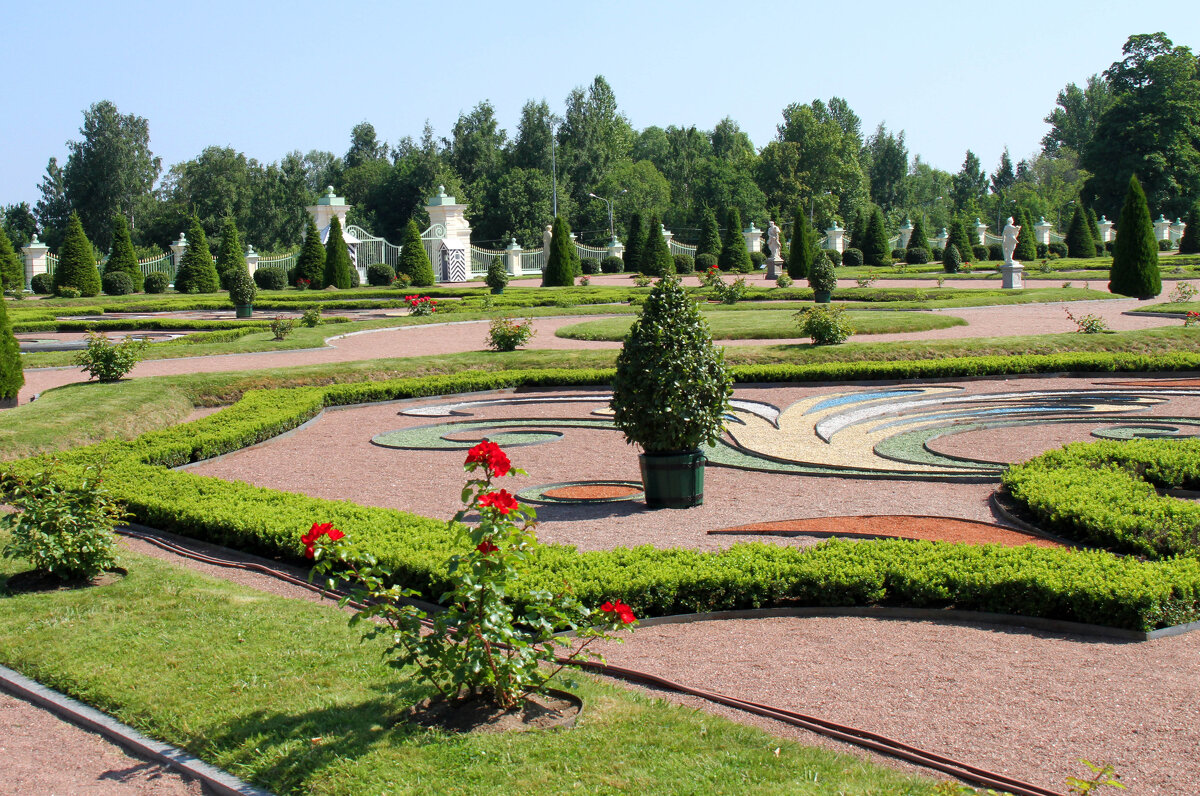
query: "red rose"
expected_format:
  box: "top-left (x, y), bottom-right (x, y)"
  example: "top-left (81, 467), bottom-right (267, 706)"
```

top-left (478, 489), bottom-right (518, 515)
top-left (301, 522), bottom-right (344, 558)
top-left (601, 599), bottom-right (636, 624)
top-left (476, 541), bottom-right (499, 555)
top-left (464, 440), bottom-right (511, 477)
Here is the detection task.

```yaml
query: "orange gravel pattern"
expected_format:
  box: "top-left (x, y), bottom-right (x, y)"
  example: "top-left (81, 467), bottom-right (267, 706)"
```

top-left (711, 514), bottom-right (1063, 548)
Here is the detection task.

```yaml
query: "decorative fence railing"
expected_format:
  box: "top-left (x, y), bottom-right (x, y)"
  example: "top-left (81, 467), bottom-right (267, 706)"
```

top-left (140, 253), bottom-right (174, 279)
top-left (667, 240), bottom-right (697, 257)
top-left (347, 224), bottom-right (401, 270)
top-left (575, 242), bottom-right (608, 263)
top-left (44, 254), bottom-right (58, 277)
top-left (519, 249), bottom-right (546, 273)
top-left (469, 246), bottom-right (506, 276)
top-left (257, 252), bottom-right (297, 272)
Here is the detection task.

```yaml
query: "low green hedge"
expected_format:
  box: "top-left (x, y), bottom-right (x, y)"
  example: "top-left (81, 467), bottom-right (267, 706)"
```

top-left (1003, 438), bottom-right (1200, 559)
top-left (6, 362), bottom-right (1200, 632)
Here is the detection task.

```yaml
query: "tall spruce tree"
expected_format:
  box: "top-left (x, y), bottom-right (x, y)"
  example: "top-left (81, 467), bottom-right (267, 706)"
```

top-left (1178, 201), bottom-right (1200, 255)
top-left (907, 216), bottom-right (930, 254)
top-left (0, 284), bottom-right (23, 403)
top-left (295, 216), bottom-right (326, 286)
top-left (639, 215), bottom-right (674, 277)
top-left (105, 214), bottom-right (142, 291)
top-left (623, 212), bottom-right (644, 271)
top-left (947, 218), bottom-right (975, 264)
top-left (861, 207), bottom-right (889, 267)
top-left (1109, 175), bottom-right (1161, 298)
top-left (787, 207), bottom-right (816, 280)
top-left (216, 215), bottom-right (246, 289)
top-left (848, 208), bottom-right (866, 252)
top-left (1086, 207), bottom-right (1102, 254)
top-left (1014, 207), bottom-right (1038, 262)
top-left (173, 216), bottom-right (219, 294)
top-left (323, 216), bottom-right (355, 289)
top-left (54, 212), bottom-right (102, 297)
top-left (542, 215), bottom-right (579, 287)
top-left (397, 219), bottom-right (435, 287)
top-left (0, 227), bottom-right (22, 293)
top-left (695, 209), bottom-right (723, 260)
top-left (1065, 205), bottom-right (1095, 259)
top-left (718, 208), bottom-right (750, 272)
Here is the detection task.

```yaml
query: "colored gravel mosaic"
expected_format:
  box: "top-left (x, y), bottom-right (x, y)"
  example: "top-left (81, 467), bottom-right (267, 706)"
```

top-left (518, 481), bottom-right (645, 505)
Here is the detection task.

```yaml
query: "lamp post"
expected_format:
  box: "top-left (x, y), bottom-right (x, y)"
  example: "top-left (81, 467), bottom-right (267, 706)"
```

top-left (548, 114), bottom-right (562, 219)
top-left (588, 189), bottom-right (627, 240)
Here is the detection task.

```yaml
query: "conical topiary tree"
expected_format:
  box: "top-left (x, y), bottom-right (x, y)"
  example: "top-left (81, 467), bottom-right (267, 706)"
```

top-left (623, 212), bottom-right (644, 272)
top-left (861, 207), bottom-right (889, 267)
top-left (906, 216), bottom-right (930, 256)
top-left (105, 214), bottom-right (143, 291)
top-left (1086, 206), bottom-right (1102, 254)
top-left (848, 208), bottom-right (866, 252)
top-left (1109, 175), bottom-right (1161, 298)
top-left (542, 215), bottom-right (579, 287)
top-left (639, 216), bottom-right (675, 278)
top-left (295, 216), bottom-right (326, 286)
top-left (397, 219), bottom-right (435, 287)
top-left (323, 215), bottom-right (355, 289)
top-left (216, 214), bottom-right (246, 290)
top-left (0, 283), bottom-right (23, 404)
top-left (1177, 201), bottom-right (1200, 255)
top-left (695, 209), bottom-right (723, 261)
top-left (173, 216), bottom-right (219, 294)
top-left (947, 218), bottom-right (975, 264)
top-left (943, 243), bottom-right (963, 274)
top-left (1065, 204), bottom-right (1095, 259)
top-left (1014, 207), bottom-right (1038, 262)
top-left (787, 207), bottom-right (816, 280)
top-left (54, 212), bottom-right (102, 297)
top-left (0, 226), bottom-right (22, 293)
top-left (718, 208), bottom-right (750, 272)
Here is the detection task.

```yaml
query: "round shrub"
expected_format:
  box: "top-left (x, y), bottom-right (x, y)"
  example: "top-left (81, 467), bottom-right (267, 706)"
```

top-left (824, 249), bottom-right (841, 267)
top-left (808, 258), bottom-right (838, 294)
top-left (930, 247), bottom-right (944, 262)
top-left (31, 273), bottom-right (53, 294)
top-left (1036, 243), bottom-right (1048, 258)
top-left (601, 256), bottom-right (624, 274)
top-left (366, 263), bottom-right (396, 287)
top-left (1158, 239), bottom-right (1173, 252)
top-left (56, 286), bottom-right (81, 299)
top-left (749, 251), bottom-right (766, 269)
top-left (904, 247), bottom-right (930, 265)
top-left (987, 244), bottom-right (1003, 261)
top-left (972, 245), bottom-right (989, 261)
top-left (890, 248), bottom-right (905, 261)
top-left (796, 305), bottom-right (852, 345)
top-left (943, 244), bottom-right (963, 274)
top-left (580, 259), bottom-right (598, 275)
top-left (673, 253), bottom-right (694, 274)
top-left (253, 266), bottom-right (288, 291)
top-left (1048, 242), bottom-right (1068, 258)
top-left (101, 271), bottom-right (134, 296)
top-left (841, 248), bottom-right (863, 267)
top-left (143, 272), bottom-right (169, 293)
top-left (695, 253), bottom-right (718, 271)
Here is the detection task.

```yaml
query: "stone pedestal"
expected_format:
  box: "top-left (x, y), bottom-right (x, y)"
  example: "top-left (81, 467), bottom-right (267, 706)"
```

top-left (21, 235), bottom-right (49, 290)
top-left (974, 219), bottom-right (988, 246)
top-left (1098, 216), bottom-right (1114, 244)
top-left (170, 234), bottom-right (188, 278)
top-left (1154, 215), bottom-right (1172, 242)
top-left (742, 223), bottom-right (761, 256)
top-left (898, 219), bottom-right (913, 250)
top-left (606, 236), bottom-right (624, 264)
top-left (1001, 261), bottom-right (1024, 289)
top-left (935, 229), bottom-right (949, 251)
top-left (1035, 218), bottom-right (1053, 246)
top-left (245, 245), bottom-right (259, 276)
top-left (824, 223), bottom-right (845, 253)
top-left (505, 238), bottom-right (522, 276)
top-left (765, 256), bottom-right (781, 280)
top-left (425, 186), bottom-right (472, 282)
top-left (307, 187), bottom-right (351, 238)
top-left (1171, 218), bottom-right (1186, 246)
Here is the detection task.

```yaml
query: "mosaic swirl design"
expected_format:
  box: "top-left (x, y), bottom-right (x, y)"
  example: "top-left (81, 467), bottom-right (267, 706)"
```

top-left (518, 481), bottom-right (645, 505)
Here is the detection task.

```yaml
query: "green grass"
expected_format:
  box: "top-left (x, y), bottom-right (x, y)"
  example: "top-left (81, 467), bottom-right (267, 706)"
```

top-left (1130, 301), bottom-right (1200, 315)
top-left (557, 310), bottom-right (964, 341)
top-left (0, 541), bottom-right (936, 796)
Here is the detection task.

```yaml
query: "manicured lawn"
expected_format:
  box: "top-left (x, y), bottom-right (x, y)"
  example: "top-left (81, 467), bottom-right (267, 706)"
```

top-left (556, 310), bottom-right (965, 341)
top-left (0, 542), bottom-right (936, 796)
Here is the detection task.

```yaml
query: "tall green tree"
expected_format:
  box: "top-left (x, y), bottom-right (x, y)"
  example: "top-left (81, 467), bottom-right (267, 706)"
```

top-left (2, 203), bottom-right (38, 252)
top-left (1015, 207), bottom-right (1038, 261)
top-left (946, 218), bottom-right (976, 264)
top-left (323, 216), bottom-right (355, 290)
top-left (861, 207), bottom-right (889, 267)
top-left (0, 227), bottom-right (22, 293)
top-left (215, 215), bottom-right (246, 289)
top-left (1086, 206), bottom-right (1102, 252)
top-left (1042, 74), bottom-right (1114, 155)
top-left (695, 209), bottom-right (723, 260)
top-left (0, 281), bottom-right (23, 403)
top-left (906, 216), bottom-right (930, 254)
top-left (558, 77), bottom-right (634, 232)
top-left (1065, 204), bottom-right (1096, 259)
top-left (1109, 175), bottom-right (1161, 297)
top-left (295, 216), bottom-right (326, 286)
top-left (623, 212), bottom-right (644, 270)
top-left (34, 157), bottom-right (71, 251)
top-left (639, 216), bottom-right (674, 277)
top-left (786, 207), bottom-right (816, 279)
top-left (53, 213), bottom-right (102, 297)
top-left (718, 208), bottom-right (750, 272)
top-left (1178, 201), bottom-right (1200, 254)
top-left (105, 214), bottom-right (143, 291)
top-left (866, 123), bottom-right (908, 212)
top-left (396, 219), bottom-right (435, 287)
top-left (173, 216), bottom-right (219, 294)
top-left (950, 150), bottom-right (988, 212)
top-left (542, 215), bottom-right (580, 286)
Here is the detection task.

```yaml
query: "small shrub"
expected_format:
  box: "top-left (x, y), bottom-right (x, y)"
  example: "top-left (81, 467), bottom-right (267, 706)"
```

top-left (101, 271), bottom-right (134, 296)
top-left (143, 272), bottom-right (169, 294)
top-left (930, 246), bottom-right (944, 261)
top-left (1064, 307), bottom-right (1110, 333)
top-left (392, 272), bottom-right (413, 289)
top-left (228, 269), bottom-right (257, 307)
top-left (30, 273), bottom-right (53, 294)
top-left (1168, 282), bottom-right (1198, 303)
top-left (253, 266), bottom-right (288, 291)
top-left (1047, 252), bottom-right (1061, 261)
top-left (1036, 243), bottom-right (1049, 258)
top-left (485, 257), bottom-right (508, 292)
top-left (823, 249), bottom-right (840, 267)
top-left (987, 244), bottom-right (1003, 261)
top-left (973, 244), bottom-right (990, 261)
top-left (711, 275), bottom-right (748, 304)
top-left (695, 252), bottom-right (718, 271)
top-left (775, 273), bottom-right (793, 288)
top-left (1184, 311), bottom-right (1199, 328)
top-left (842, 248), bottom-right (863, 267)
top-left (366, 263), bottom-right (396, 287)
top-left (905, 247), bottom-right (930, 265)
top-left (795, 305), bottom-right (852, 345)
top-left (633, 273), bottom-right (652, 287)
top-left (808, 258), bottom-right (838, 294)
top-left (1048, 242), bottom-right (1068, 258)
top-left (578, 275), bottom-right (590, 286)
top-left (580, 259), bottom-right (598, 275)
top-left (943, 244), bottom-right (963, 273)
top-left (270, 315), bottom-right (296, 340)
top-left (56, 286), bottom-right (81, 299)
top-left (1095, 243), bottom-right (1105, 257)
top-left (855, 272), bottom-right (878, 288)
top-left (936, 276), bottom-right (946, 288)
top-left (1158, 239), bottom-right (1174, 252)
top-left (1036, 260), bottom-right (1054, 274)
top-left (673, 253), bottom-right (695, 274)
top-left (300, 306), bottom-right (323, 327)
top-left (1062, 281), bottom-right (1073, 289)
top-left (601, 256), bottom-right (624, 274)
top-left (487, 317), bottom-right (535, 351)
top-left (406, 294), bottom-right (437, 316)
top-left (749, 251), bottom-right (766, 269)
top-left (295, 277), bottom-right (312, 290)
top-left (890, 247), bottom-right (905, 261)
top-left (892, 262), bottom-right (909, 274)
top-left (75, 331), bottom-right (148, 382)
top-left (1, 464), bottom-right (123, 582)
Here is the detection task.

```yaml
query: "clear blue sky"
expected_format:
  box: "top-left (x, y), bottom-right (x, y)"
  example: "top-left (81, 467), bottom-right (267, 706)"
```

top-left (3, 0), bottom-right (1197, 207)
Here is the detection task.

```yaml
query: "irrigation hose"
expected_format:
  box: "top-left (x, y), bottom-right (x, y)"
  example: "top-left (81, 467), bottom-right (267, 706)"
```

top-left (116, 527), bottom-right (1066, 796)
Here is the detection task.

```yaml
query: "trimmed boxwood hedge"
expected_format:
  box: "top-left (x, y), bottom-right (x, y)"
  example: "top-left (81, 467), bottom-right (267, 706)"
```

top-left (6, 359), bottom-right (1200, 631)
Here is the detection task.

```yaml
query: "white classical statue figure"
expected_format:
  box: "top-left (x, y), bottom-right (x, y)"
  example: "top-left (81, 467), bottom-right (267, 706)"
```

top-left (1002, 216), bottom-right (1021, 264)
top-left (765, 220), bottom-right (782, 260)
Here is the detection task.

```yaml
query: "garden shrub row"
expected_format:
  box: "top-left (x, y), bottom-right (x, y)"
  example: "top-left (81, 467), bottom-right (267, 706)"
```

top-left (6, 360), bottom-right (1200, 631)
top-left (1003, 438), bottom-right (1200, 559)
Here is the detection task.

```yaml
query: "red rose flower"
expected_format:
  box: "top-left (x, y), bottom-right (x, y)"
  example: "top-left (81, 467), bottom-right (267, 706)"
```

top-left (476, 540), bottom-right (499, 555)
top-left (601, 600), bottom-right (636, 624)
top-left (301, 522), bottom-right (344, 559)
top-left (478, 489), bottom-right (518, 515)
top-left (464, 440), bottom-right (511, 477)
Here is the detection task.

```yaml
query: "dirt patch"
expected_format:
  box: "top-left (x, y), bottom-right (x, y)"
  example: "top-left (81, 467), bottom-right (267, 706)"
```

top-left (709, 515), bottom-right (1063, 548)
top-left (543, 484), bottom-right (643, 500)
top-left (402, 690), bottom-right (580, 734)
top-left (3, 567), bottom-right (127, 594)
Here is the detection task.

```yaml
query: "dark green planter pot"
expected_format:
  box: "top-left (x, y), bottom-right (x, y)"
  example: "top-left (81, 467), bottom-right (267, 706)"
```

top-left (490, 286), bottom-right (505, 294)
top-left (813, 289), bottom-right (832, 304)
top-left (234, 304), bottom-right (253, 318)
top-left (639, 450), bottom-right (705, 509)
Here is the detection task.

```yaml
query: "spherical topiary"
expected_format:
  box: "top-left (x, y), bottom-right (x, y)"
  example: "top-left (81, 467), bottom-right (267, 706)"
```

top-left (366, 263), bottom-right (396, 287)
top-left (54, 213), bottom-right (101, 297)
top-left (808, 257), bottom-right (838, 294)
top-left (673, 253), bottom-right (694, 274)
top-left (611, 276), bottom-right (732, 454)
top-left (841, 248), bottom-right (863, 267)
top-left (0, 284), bottom-right (24, 403)
top-left (905, 247), bottom-right (930, 265)
top-left (143, 272), bottom-right (169, 293)
top-left (1048, 242), bottom-right (1068, 258)
top-left (1109, 175), bottom-right (1160, 298)
top-left (253, 266), bottom-right (288, 291)
top-left (695, 253), bottom-right (718, 271)
top-left (930, 247), bottom-right (944, 262)
top-left (101, 271), bottom-right (134, 296)
top-left (1157, 239), bottom-right (1173, 252)
top-left (890, 248), bottom-right (905, 261)
top-left (971, 244), bottom-right (988, 261)
top-left (485, 256), bottom-right (509, 292)
top-left (228, 268), bottom-right (257, 306)
top-left (943, 244), bottom-right (962, 273)
top-left (749, 251), bottom-right (765, 269)
top-left (601, 256), bottom-right (624, 274)
top-left (1036, 243), bottom-right (1048, 258)
top-left (823, 249), bottom-right (841, 267)
top-left (580, 259), bottom-right (598, 275)
top-left (31, 273), bottom-right (54, 294)
top-left (987, 244), bottom-right (1003, 261)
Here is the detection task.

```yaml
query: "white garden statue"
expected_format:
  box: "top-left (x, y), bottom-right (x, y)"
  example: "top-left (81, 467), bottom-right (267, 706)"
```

top-left (765, 220), bottom-right (782, 261)
top-left (1002, 216), bottom-right (1021, 265)
top-left (1000, 216), bottom-right (1024, 289)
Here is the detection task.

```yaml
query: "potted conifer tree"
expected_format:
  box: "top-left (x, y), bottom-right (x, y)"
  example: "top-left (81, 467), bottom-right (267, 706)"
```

top-left (611, 277), bottom-right (732, 508)
top-left (229, 268), bottom-right (257, 317)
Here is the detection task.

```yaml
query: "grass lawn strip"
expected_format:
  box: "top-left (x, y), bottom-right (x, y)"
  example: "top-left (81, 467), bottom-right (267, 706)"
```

top-left (556, 310), bottom-right (963, 341)
top-left (0, 541), bottom-right (937, 796)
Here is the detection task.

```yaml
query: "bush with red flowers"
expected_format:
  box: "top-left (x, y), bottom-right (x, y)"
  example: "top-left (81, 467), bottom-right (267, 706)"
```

top-left (307, 441), bottom-right (636, 710)
top-left (405, 295), bottom-right (437, 316)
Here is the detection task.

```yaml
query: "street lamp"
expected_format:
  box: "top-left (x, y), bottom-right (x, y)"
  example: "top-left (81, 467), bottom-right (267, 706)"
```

top-left (588, 189), bottom-right (627, 240)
